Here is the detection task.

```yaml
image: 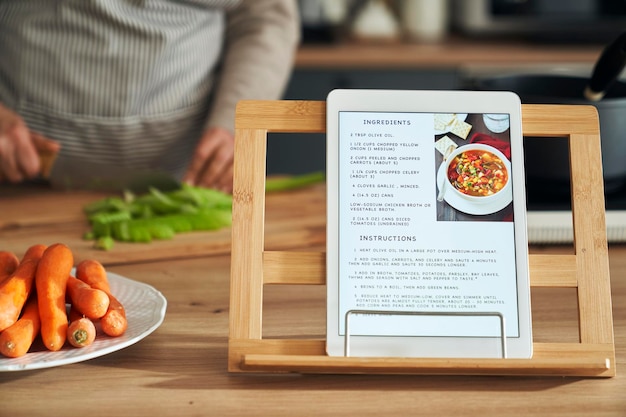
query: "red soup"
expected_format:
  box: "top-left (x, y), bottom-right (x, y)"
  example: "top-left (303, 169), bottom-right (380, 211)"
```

top-left (447, 149), bottom-right (508, 197)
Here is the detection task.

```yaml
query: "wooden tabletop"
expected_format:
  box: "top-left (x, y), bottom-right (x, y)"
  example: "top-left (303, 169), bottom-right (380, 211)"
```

top-left (0, 185), bottom-right (624, 416)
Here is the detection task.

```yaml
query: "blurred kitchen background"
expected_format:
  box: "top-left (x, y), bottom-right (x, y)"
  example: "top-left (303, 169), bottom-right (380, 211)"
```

top-left (267, 0), bottom-right (626, 243)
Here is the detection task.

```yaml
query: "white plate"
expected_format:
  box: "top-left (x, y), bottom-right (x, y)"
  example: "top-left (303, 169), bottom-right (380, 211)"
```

top-left (436, 160), bottom-right (512, 215)
top-left (0, 272), bottom-right (167, 371)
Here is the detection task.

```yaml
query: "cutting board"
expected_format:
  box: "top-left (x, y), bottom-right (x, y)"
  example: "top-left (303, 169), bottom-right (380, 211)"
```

top-left (0, 185), bottom-right (326, 266)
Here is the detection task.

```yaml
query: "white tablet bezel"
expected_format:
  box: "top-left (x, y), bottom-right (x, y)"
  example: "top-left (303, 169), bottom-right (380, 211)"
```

top-left (326, 89), bottom-right (532, 359)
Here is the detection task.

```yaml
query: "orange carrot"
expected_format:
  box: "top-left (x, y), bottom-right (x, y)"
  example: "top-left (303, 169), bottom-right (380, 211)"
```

top-left (76, 259), bottom-right (110, 293)
top-left (66, 275), bottom-right (109, 319)
top-left (76, 259), bottom-right (127, 337)
top-left (35, 243), bottom-right (73, 351)
top-left (68, 305), bottom-right (84, 323)
top-left (67, 317), bottom-right (96, 348)
top-left (0, 251), bottom-right (19, 281)
top-left (20, 244), bottom-right (47, 263)
top-left (0, 258), bottom-right (40, 332)
top-left (99, 294), bottom-right (127, 337)
top-left (0, 297), bottom-right (41, 358)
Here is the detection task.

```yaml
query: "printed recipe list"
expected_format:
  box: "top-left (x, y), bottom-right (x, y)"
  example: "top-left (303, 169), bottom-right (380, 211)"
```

top-left (338, 111), bottom-right (520, 339)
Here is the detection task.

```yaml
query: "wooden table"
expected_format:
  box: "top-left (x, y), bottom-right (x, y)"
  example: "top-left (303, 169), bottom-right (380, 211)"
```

top-left (0, 185), bottom-right (624, 416)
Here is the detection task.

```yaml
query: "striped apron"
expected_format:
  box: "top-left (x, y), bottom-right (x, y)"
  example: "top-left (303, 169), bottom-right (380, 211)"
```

top-left (0, 0), bottom-right (239, 187)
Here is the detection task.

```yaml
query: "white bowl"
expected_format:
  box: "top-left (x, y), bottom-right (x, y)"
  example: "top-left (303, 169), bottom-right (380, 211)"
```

top-left (443, 143), bottom-right (511, 205)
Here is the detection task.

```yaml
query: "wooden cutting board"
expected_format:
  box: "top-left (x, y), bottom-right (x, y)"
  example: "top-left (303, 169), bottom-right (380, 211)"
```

top-left (0, 185), bottom-right (326, 266)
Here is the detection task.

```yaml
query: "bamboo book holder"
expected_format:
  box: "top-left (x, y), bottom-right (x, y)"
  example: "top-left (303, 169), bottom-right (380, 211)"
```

top-left (228, 100), bottom-right (615, 377)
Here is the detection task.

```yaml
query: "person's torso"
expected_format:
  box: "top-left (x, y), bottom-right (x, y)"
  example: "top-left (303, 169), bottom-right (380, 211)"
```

top-left (0, 0), bottom-right (241, 116)
top-left (0, 0), bottom-right (240, 185)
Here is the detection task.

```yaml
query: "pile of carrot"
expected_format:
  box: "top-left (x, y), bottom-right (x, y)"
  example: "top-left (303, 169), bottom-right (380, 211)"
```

top-left (0, 243), bottom-right (128, 358)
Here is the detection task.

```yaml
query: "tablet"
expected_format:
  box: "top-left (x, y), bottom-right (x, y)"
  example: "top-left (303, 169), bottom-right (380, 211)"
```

top-left (326, 89), bottom-right (532, 359)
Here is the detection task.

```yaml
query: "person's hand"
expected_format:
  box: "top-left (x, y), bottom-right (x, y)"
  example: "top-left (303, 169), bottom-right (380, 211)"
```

top-left (183, 126), bottom-right (234, 193)
top-left (0, 104), bottom-right (60, 183)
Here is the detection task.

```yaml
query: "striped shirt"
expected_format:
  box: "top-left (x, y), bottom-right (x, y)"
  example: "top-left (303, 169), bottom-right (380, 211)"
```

top-left (0, 0), bottom-right (299, 187)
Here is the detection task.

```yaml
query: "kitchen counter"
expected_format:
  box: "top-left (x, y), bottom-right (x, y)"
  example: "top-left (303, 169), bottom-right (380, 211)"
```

top-left (295, 38), bottom-right (605, 69)
top-left (0, 184), bottom-right (624, 416)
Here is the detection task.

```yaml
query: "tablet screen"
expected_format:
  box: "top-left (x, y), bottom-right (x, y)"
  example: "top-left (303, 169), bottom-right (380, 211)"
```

top-left (326, 90), bottom-right (531, 358)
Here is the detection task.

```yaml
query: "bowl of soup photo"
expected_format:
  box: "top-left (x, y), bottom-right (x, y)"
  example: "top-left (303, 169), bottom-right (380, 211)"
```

top-left (443, 144), bottom-right (511, 204)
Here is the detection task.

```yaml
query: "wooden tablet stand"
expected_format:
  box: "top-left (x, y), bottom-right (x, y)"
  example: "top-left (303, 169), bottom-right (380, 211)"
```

top-left (228, 100), bottom-right (615, 377)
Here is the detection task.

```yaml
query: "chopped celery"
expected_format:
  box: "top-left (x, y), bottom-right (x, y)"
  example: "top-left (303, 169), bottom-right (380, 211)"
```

top-left (94, 236), bottom-right (115, 251)
top-left (83, 184), bottom-right (232, 249)
top-left (83, 172), bottom-right (320, 250)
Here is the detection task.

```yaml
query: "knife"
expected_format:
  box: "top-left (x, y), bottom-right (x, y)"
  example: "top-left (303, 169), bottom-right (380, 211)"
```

top-left (38, 148), bottom-right (181, 192)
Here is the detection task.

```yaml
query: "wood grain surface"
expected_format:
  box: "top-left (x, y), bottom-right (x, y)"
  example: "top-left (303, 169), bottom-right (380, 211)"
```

top-left (0, 186), bottom-right (624, 416)
top-left (0, 184), bottom-right (326, 266)
top-left (1, 98), bottom-right (623, 415)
